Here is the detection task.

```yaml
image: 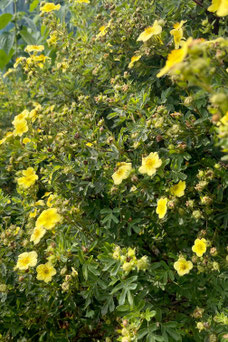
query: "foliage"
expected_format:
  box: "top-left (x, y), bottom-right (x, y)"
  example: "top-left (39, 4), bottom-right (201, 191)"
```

top-left (0, 0), bottom-right (228, 341)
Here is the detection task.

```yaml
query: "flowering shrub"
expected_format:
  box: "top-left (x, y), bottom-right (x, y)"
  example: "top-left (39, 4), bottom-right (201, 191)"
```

top-left (0, 0), bottom-right (227, 341)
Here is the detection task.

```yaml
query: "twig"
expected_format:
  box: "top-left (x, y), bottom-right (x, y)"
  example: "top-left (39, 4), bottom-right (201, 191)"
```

top-left (192, 0), bottom-right (204, 8)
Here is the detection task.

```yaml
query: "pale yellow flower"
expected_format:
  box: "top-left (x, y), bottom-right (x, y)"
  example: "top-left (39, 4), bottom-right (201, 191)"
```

top-left (170, 180), bottom-right (186, 197)
top-left (192, 238), bottom-right (207, 257)
top-left (29, 209), bottom-right (38, 218)
top-left (40, 3), bottom-right (61, 13)
top-left (47, 194), bottom-right (55, 207)
top-left (22, 137), bottom-right (31, 144)
top-left (16, 251), bottom-right (38, 270)
top-left (174, 257), bottom-right (193, 276)
top-left (47, 32), bottom-right (58, 46)
top-left (170, 20), bottom-right (186, 49)
top-left (14, 57), bottom-right (26, 68)
top-left (208, 0), bottom-right (228, 16)
top-left (13, 119), bottom-right (28, 137)
top-left (24, 45), bottom-right (44, 53)
top-left (97, 25), bottom-right (109, 38)
top-left (112, 162), bottom-right (132, 185)
top-left (157, 38), bottom-right (192, 78)
top-left (220, 111), bottom-right (228, 125)
top-left (128, 55), bottom-right (141, 69)
top-left (76, 0), bottom-right (90, 3)
top-left (13, 110), bottom-right (29, 124)
top-left (30, 226), bottom-right (46, 245)
top-left (36, 208), bottom-right (62, 230)
top-left (137, 20), bottom-right (162, 42)
top-left (156, 197), bottom-right (168, 219)
top-left (36, 263), bottom-right (56, 283)
top-left (138, 152), bottom-right (162, 176)
top-left (17, 167), bottom-right (38, 189)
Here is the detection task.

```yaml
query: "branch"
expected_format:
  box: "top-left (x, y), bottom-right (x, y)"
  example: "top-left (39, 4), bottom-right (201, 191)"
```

top-left (192, 0), bottom-right (204, 8)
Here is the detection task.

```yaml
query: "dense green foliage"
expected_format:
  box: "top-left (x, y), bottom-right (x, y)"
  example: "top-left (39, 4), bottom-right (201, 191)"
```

top-left (0, 0), bottom-right (227, 341)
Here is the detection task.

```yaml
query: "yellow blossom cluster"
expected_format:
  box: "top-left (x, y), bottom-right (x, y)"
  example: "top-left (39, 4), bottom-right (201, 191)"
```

top-left (174, 238), bottom-right (207, 276)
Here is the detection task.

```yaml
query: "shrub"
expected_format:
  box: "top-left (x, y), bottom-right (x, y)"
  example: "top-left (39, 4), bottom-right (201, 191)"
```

top-left (0, 1), bottom-right (227, 341)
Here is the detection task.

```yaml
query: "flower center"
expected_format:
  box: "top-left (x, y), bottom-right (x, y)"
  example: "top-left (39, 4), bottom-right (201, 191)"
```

top-left (145, 159), bottom-right (155, 169)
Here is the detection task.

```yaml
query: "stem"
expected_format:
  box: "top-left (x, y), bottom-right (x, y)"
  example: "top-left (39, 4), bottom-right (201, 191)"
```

top-left (14, 0), bottom-right (18, 59)
top-left (192, 0), bottom-right (204, 8)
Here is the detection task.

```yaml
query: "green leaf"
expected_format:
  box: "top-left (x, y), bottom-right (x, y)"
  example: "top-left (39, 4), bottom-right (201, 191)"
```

top-left (119, 289), bottom-right (127, 305)
top-left (0, 32), bottom-right (15, 54)
top-left (29, 0), bottom-right (39, 12)
top-left (0, 49), bottom-right (11, 70)
top-left (20, 28), bottom-right (36, 45)
top-left (0, 0), bottom-right (13, 10)
top-left (0, 13), bottom-right (12, 30)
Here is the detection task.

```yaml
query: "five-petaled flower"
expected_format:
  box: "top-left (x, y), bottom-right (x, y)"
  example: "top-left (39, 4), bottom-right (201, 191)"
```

top-left (174, 257), bottom-right (193, 276)
top-left (156, 197), bottom-right (168, 219)
top-left (13, 119), bottom-right (28, 136)
top-left (30, 226), bottom-right (46, 245)
top-left (40, 3), bottom-right (61, 13)
top-left (170, 20), bottom-right (186, 49)
top-left (170, 180), bottom-right (186, 197)
top-left (25, 45), bottom-right (44, 53)
top-left (137, 20), bottom-right (162, 42)
top-left (192, 238), bottom-right (207, 257)
top-left (208, 0), bottom-right (228, 17)
top-left (36, 263), bottom-right (56, 283)
top-left (157, 38), bottom-right (192, 78)
top-left (112, 163), bottom-right (132, 185)
top-left (17, 167), bottom-right (38, 189)
top-left (35, 208), bottom-right (62, 230)
top-left (16, 251), bottom-right (38, 270)
top-left (139, 152), bottom-right (162, 176)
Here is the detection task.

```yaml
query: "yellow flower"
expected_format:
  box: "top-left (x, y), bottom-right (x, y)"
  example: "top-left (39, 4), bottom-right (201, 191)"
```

top-left (86, 142), bottom-right (93, 147)
top-left (156, 197), bottom-right (168, 219)
top-left (208, 0), bottom-right (228, 16)
top-left (174, 257), bottom-right (193, 276)
top-left (47, 32), bottom-right (58, 46)
top-left (138, 152), bottom-right (162, 176)
top-left (16, 251), bottom-right (38, 270)
top-left (13, 119), bottom-right (28, 137)
top-left (14, 226), bottom-right (20, 236)
top-left (30, 226), bottom-right (46, 245)
top-left (128, 55), bottom-right (141, 69)
top-left (170, 180), bottom-right (186, 197)
top-left (47, 194), bottom-right (55, 207)
top-left (14, 57), bottom-right (26, 68)
top-left (170, 20), bottom-right (186, 49)
top-left (13, 110), bottom-right (29, 123)
top-left (36, 208), bottom-right (62, 230)
top-left (157, 38), bottom-right (192, 78)
top-left (220, 111), bottom-right (228, 125)
top-left (137, 20), bottom-right (162, 42)
top-left (97, 25), bottom-right (108, 38)
top-left (35, 200), bottom-right (45, 206)
top-left (22, 137), bottom-right (31, 144)
top-left (76, 0), bottom-right (90, 3)
top-left (40, 3), bottom-right (61, 13)
top-left (192, 238), bottom-right (207, 257)
top-left (24, 45), bottom-right (44, 53)
top-left (17, 167), bottom-right (38, 189)
top-left (29, 209), bottom-right (37, 218)
top-left (112, 162), bottom-right (132, 185)
top-left (36, 263), bottom-right (56, 283)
